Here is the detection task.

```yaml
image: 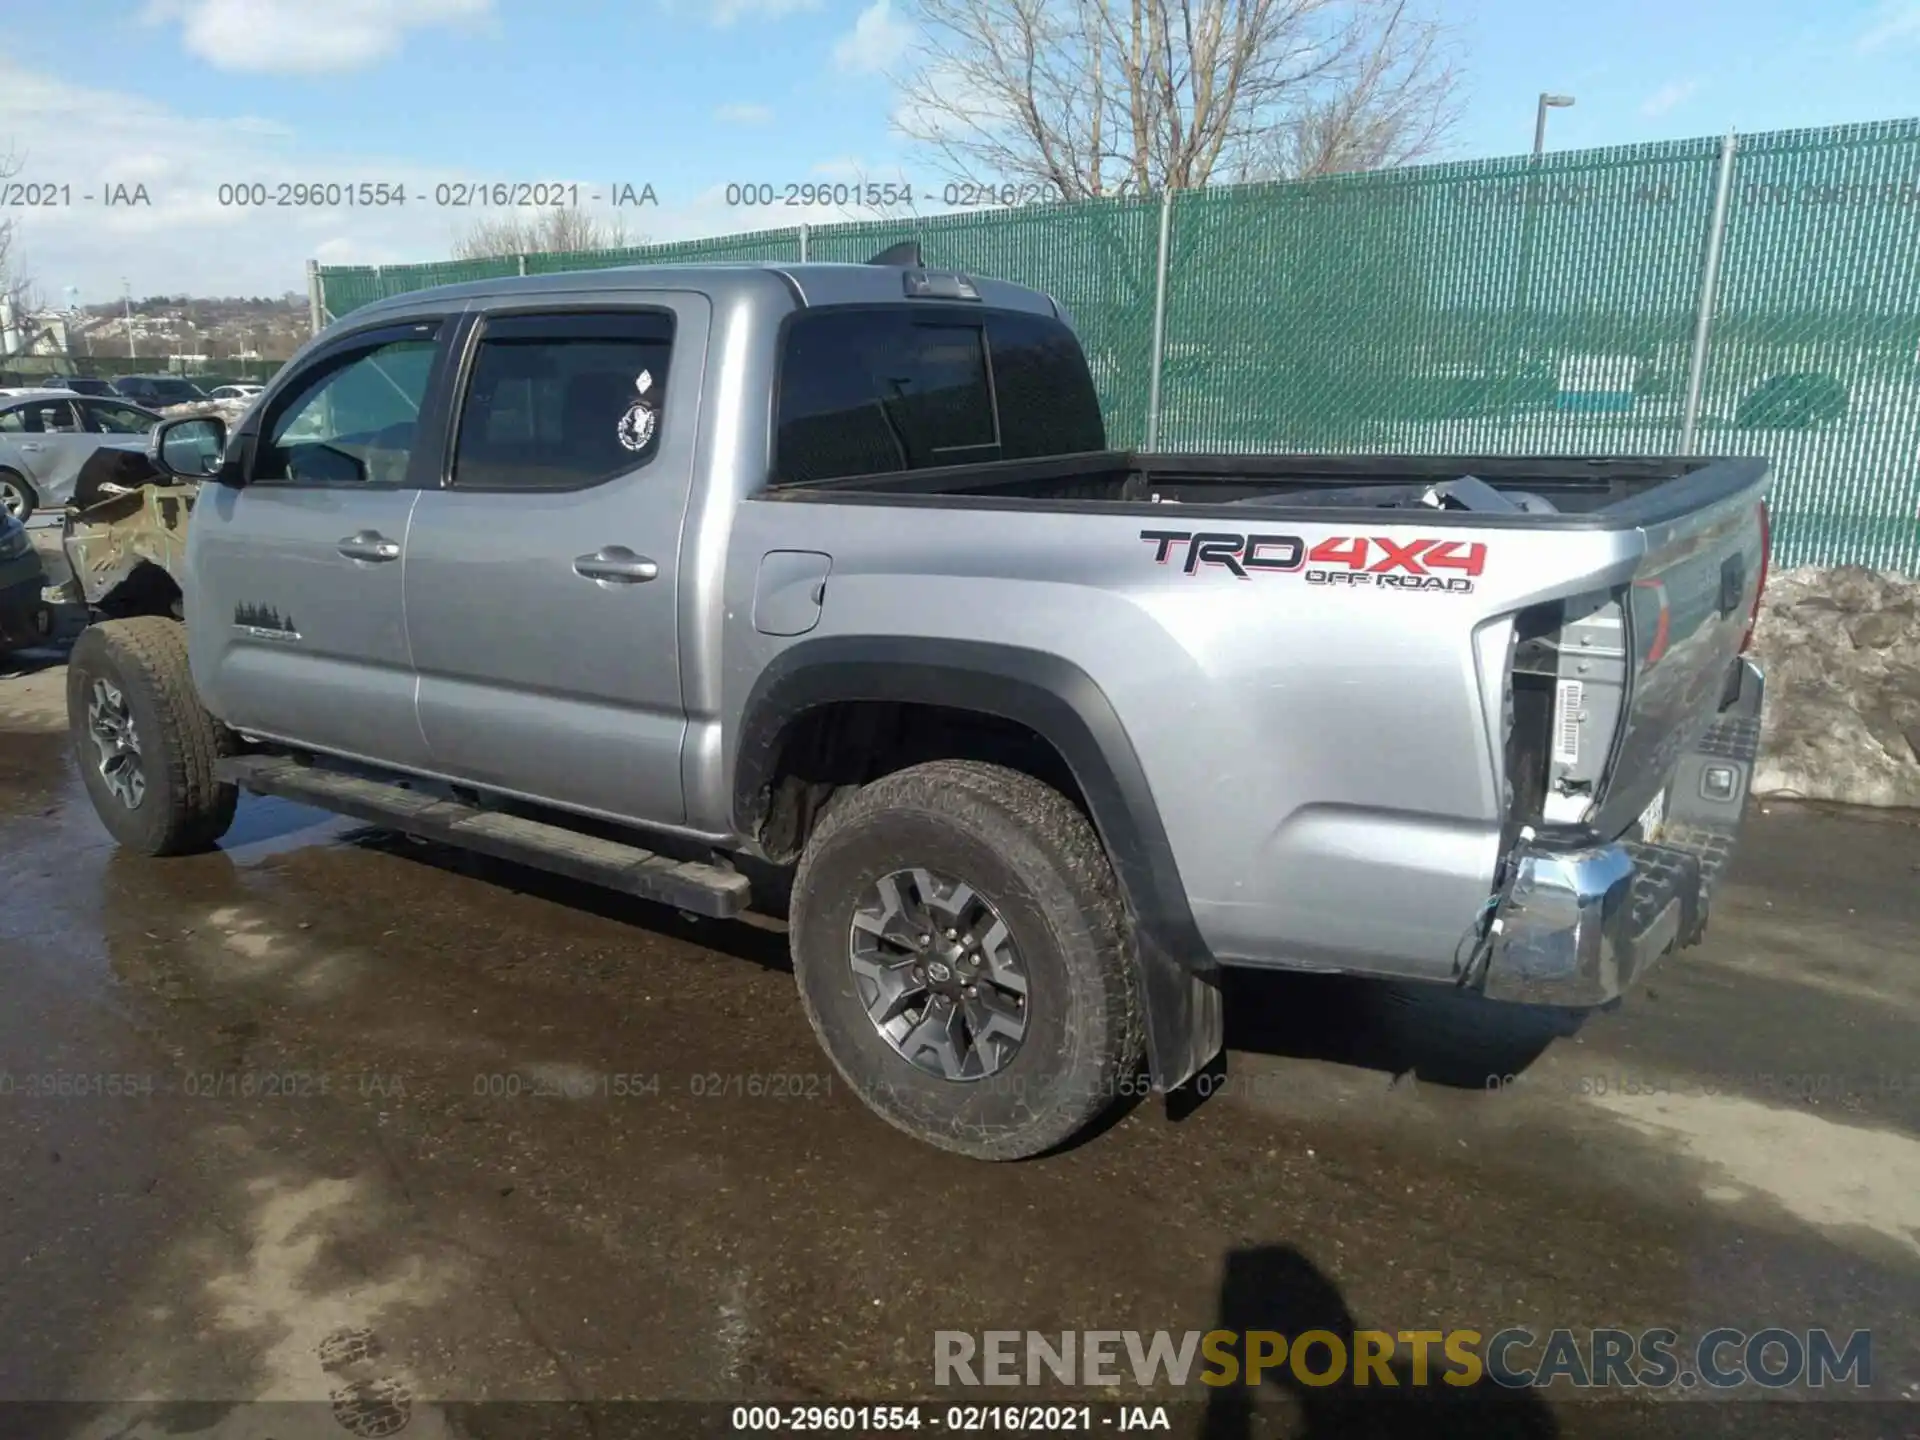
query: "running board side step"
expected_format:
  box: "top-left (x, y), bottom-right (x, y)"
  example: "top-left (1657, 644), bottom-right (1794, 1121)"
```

top-left (216, 755), bottom-right (751, 918)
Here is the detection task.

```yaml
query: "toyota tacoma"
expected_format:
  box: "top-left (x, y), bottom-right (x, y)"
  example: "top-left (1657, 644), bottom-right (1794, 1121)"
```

top-left (62, 250), bottom-right (1771, 1159)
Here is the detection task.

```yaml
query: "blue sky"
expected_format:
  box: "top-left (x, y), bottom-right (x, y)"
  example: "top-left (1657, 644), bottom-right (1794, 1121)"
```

top-left (1, 0), bottom-right (1915, 299)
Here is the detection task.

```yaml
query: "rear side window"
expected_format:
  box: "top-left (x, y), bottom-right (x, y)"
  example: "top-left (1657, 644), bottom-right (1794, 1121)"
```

top-left (0, 399), bottom-right (82, 433)
top-left (452, 310), bottom-right (674, 492)
top-left (774, 305), bottom-right (1103, 486)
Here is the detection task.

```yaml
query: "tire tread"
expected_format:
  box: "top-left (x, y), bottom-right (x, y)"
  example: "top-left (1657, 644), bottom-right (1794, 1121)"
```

top-left (792, 759), bottom-right (1145, 1160)
top-left (69, 617), bottom-right (236, 855)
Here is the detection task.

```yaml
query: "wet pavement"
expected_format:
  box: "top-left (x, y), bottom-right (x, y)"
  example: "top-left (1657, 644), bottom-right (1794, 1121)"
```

top-left (2, 686), bottom-right (1918, 1439)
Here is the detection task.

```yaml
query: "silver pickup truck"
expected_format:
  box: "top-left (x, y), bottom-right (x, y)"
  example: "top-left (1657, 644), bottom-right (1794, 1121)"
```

top-left (63, 253), bottom-right (1771, 1159)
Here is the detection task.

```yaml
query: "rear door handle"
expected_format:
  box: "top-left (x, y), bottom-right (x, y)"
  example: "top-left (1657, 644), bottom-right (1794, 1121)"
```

top-left (19, 443), bottom-right (42, 452)
top-left (574, 546), bottom-right (659, 584)
top-left (337, 531), bottom-right (401, 562)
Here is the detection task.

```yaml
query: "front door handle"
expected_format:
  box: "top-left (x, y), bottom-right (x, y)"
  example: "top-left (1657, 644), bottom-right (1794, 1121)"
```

top-left (337, 531), bottom-right (401, 562)
top-left (19, 443), bottom-right (42, 452)
top-left (573, 546), bottom-right (659, 584)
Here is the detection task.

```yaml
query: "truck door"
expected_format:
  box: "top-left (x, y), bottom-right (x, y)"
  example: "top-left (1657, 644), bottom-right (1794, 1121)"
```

top-left (184, 318), bottom-right (453, 770)
top-left (402, 295), bottom-right (707, 825)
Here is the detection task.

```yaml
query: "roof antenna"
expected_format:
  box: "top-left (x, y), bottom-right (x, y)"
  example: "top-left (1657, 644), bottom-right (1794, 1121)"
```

top-left (867, 241), bottom-right (922, 267)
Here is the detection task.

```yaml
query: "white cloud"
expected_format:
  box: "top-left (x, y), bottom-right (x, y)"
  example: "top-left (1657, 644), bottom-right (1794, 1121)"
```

top-left (0, 60), bottom-right (941, 302)
top-left (1639, 79), bottom-right (1699, 118)
top-left (707, 0), bottom-right (822, 26)
top-left (833, 0), bottom-right (913, 75)
top-left (715, 102), bottom-right (774, 125)
top-left (1858, 0), bottom-right (1920, 50)
top-left (141, 0), bottom-right (494, 75)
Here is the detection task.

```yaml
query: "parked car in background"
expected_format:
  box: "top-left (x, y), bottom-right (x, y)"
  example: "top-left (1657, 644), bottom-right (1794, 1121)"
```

top-left (0, 390), bottom-right (159, 521)
top-left (207, 383), bottom-right (265, 402)
top-left (41, 375), bottom-right (121, 397)
top-left (0, 506), bottom-right (50, 649)
top-left (112, 374), bottom-right (209, 408)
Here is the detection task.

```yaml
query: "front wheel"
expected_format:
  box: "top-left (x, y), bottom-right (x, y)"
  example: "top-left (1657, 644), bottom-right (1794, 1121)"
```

top-left (0, 469), bottom-right (36, 524)
top-left (790, 760), bottom-right (1146, 1160)
top-left (66, 617), bottom-right (237, 855)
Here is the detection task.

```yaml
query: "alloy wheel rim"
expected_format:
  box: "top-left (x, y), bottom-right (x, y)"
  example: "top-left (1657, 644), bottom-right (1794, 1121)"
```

top-left (848, 867), bottom-right (1030, 1081)
top-left (86, 678), bottom-right (146, 809)
top-left (0, 480), bottom-right (24, 519)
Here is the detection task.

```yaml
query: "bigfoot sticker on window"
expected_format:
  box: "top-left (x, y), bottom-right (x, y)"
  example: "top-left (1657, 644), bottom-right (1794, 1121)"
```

top-left (617, 370), bottom-right (659, 452)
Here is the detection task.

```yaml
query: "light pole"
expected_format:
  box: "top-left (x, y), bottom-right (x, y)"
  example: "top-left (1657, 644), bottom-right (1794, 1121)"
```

top-left (1534, 92), bottom-right (1575, 157)
top-left (122, 278), bottom-right (136, 360)
top-left (1517, 94), bottom-right (1574, 394)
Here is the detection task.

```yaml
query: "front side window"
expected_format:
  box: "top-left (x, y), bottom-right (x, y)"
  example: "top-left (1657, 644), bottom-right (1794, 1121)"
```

top-left (256, 334), bottom-right (440, 486)
top-left (83, 401), bottom-right (158, 434)
top-left (450, 310), bottom-right (674, 492)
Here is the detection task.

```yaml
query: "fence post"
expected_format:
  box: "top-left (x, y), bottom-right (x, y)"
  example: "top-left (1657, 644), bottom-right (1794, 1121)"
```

top-left (305, 258), bottom-right (324, 335)
top-left (518, 253), bottom-right (528, 277)
top-left (1680, 130), bottom-right (1739, 455)
top-left (799, 224), bottom-right (810, 263)
top-left (1144, 187), bottom-right (1174, 452)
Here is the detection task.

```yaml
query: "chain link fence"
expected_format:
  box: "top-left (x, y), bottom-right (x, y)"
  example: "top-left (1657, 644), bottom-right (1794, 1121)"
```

top-left (317, 117), bottom-right (1920, 572)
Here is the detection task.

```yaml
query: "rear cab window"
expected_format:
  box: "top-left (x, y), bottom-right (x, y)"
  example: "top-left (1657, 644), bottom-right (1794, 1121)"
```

top-left (83, 401), bottom-right (157, 434)
top-left (773, 305), bottom-right (1104, 486)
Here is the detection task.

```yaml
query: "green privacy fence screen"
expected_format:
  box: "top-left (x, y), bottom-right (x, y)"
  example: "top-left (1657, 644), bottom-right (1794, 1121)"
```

top-left (317, 117), bottom-right (1920, 572)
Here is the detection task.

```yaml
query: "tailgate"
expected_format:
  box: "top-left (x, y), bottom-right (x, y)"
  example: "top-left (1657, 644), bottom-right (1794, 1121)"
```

top-left (1557, 475), bottom-right (1771, 843)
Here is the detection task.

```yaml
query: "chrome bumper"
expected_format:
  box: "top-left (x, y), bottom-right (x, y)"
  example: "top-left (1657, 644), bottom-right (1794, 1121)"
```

top-left (1481, 659), bottom-right (1763, 1008)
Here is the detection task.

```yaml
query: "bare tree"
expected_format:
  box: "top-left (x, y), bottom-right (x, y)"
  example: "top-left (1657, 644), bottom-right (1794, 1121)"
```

top-left (0, 146), bottom-right (27, 330)
top-left (452, 207), bottom-right (638, 260)
top-left (894, 0), bottom-right (1461, 199)
top-left (1241, 0), bottom-right (1459, 179)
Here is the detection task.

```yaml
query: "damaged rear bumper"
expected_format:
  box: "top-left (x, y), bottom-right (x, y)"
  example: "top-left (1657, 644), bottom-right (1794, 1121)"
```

top-left (1481, 659), bottom-right (1764, 1008)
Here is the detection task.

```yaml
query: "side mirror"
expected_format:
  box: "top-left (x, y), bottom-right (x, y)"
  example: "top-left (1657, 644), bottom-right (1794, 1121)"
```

top-left (149, 415), bottom-right (229, 481)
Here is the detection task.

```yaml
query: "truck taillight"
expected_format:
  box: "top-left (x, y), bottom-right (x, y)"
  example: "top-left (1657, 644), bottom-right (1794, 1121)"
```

top-left (1740, 500), bottom-right (1771, 654)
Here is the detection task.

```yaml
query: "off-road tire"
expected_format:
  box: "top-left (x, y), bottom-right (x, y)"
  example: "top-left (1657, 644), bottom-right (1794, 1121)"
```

top-left (66, 617), bottom-right (238, 855)
top-left (0, 468), bottom-right (36, 525)
top-left (790, 760), bottom-right (1146, 1160)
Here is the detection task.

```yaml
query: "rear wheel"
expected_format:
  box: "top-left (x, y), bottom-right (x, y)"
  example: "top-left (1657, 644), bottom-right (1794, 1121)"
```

top-left (66, 617), bottom-right (237, 855)
top-left (790, 761), bottom-right (1145, 1160)
top-left (0, 469), bottom-right (36, 524)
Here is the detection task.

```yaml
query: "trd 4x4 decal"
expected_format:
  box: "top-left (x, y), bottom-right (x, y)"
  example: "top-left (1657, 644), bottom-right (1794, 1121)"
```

top-left (1141, 530), bottom-right (1486, 594)
top-left (1141, 530), bottom-right (1303, 576)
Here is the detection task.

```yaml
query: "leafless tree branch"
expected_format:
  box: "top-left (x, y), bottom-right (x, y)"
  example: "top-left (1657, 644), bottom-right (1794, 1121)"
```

top-left (0, 146), bottom-right (25, 310)
top-left (452, 207), bottom-right (638, 260)
top-left (894, 0), bottom-right (1461, 199)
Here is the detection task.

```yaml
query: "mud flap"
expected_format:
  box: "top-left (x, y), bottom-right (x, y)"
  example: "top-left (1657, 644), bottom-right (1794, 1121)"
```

top-left (1654, 657), bottom-right (1765, 945)
top-left (1138, 938), bottom-right (1224, 1092)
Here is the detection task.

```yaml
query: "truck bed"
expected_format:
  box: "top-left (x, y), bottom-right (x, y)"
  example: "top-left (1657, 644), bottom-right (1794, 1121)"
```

top-left (764, 449), bottom-right (1767, 529)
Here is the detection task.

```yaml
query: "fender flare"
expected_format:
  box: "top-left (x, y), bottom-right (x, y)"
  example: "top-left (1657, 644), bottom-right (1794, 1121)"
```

top-left (734, 636), bottom-right (1223, 1091)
